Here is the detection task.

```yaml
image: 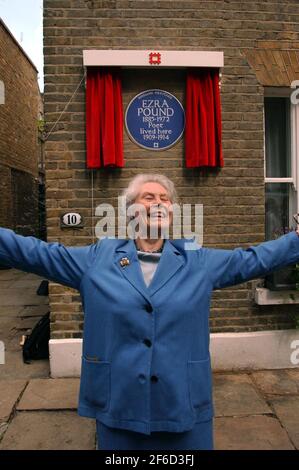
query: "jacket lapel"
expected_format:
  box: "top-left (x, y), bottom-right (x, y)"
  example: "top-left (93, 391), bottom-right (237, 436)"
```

top-left (114, 238), bottom-right (185, 300)
top-left (147, 239), bottom-right (184, 296)
top-left (114, 239), bottom-right (151, 303)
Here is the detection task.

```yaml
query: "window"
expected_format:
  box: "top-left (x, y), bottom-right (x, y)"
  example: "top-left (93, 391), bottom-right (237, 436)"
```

top-left (255, 89), bottom-right (299, 299)
top-left (264, 90), bottom-right (298, 241)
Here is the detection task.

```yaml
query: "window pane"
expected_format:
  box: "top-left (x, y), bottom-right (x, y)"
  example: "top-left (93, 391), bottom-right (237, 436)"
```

top-left (264, 97), bottom-right (291, 178)
top-left (265, 183), bottom-right (290, 240)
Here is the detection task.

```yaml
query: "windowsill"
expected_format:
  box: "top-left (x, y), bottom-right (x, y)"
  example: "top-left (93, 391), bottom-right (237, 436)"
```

top-left (255, 287), bottom-right (299, 305)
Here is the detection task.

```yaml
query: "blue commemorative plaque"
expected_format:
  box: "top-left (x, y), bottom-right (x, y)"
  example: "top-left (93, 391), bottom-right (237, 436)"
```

top-left (125, 89), bottom-right (185, 151)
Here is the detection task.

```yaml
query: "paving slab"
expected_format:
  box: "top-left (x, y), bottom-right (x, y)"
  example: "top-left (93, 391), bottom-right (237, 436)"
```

top-left (0, 271), bottom-right (44, 282)
top-left (0, 291), bottom-right (48, 306)
top-left (0, 317), bottom-right (22, 339)
top-left (1, 328), bottom-right (31, 352)
top-left (9, 316), bottom-right (44, 330)
top-left (0, 350), bottom-right (49, 380)
top-left (0, 280), bottom-right (22, 289)
top-left (252, 369), bottom-right (299, 395)
top-left (0, 321), bottom-right (38, 353)
top-left (214, 415), bottom-right (295, 450)
top-left (270, 396), bottom-right (299, 449)
top-left (19, 305), bottom-right (50, 318)
top-left (0, 269), bottom-right (25, 281)
top-left (0, 316), bottom-right (40, 339)
top-left (0, 423), bottom-right (8, 441)
top-left (0, 380), bottom-right (27, 424)
top-left (0, 411), bottom-right (96, 450)
top-left (17, 273), bottom-right (47, 281)
top-left (12, 278), bottom-right (44, 288)
top-left (213, 373), bottom-right (271, 417)
top-left (0, 270), bottom-right (50, 380)
top-left (0, 274), bottom-right (43, 288)
top-left (0, 306), bottom-right (23, 317)
top-left (17, 378), bottom-right (80, 410)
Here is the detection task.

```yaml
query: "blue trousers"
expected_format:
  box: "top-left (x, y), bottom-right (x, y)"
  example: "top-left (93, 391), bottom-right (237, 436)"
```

top-left (96, 419), bottom-right (214, 450)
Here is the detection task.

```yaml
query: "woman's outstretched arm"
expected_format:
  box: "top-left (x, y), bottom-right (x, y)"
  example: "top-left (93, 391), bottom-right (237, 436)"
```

top-left (0, 227), bottom-right (99, 290)
top-left (203, 229), bottom-right (299, 290)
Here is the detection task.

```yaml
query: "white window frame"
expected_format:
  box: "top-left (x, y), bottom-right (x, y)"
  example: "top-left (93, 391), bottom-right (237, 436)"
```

top-left (264, 87), bottom-right (299, 216)
top-left (255, 87), bottom-right (299, 304)
top-left (291, 97), bottom-right (299, 206)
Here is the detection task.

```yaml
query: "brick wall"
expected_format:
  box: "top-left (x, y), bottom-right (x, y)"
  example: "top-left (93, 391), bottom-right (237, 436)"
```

top-left (0, 21), bottom-right (40, 234)
top-left (0, 165), bottom-right (12, 228)
top-left (43, 0), bottom-right (299, 338)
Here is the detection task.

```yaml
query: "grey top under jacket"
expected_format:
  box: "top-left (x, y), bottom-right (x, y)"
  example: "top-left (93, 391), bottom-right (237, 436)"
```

top-left (136, 251), bottom-right (162, 287)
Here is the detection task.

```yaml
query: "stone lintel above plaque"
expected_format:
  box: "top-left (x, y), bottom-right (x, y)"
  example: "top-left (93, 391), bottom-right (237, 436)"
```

top-left (83, 49), bottom-right (224, 69)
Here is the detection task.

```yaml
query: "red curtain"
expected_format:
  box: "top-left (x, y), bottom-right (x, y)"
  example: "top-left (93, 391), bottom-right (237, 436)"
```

top-left (86, 67), bottom-right (124, 168)
top-left (185, 68), bottom-right (223, 168)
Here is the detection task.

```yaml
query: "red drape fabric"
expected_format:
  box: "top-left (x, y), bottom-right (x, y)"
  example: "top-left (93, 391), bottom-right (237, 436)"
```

top-left (185, 68), bottom-right (223, 168)
top-left (86, 67), bottom-right (124, 168)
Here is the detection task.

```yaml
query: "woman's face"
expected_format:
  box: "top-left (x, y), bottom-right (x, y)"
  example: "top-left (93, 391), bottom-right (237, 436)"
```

top-left (133, 181), bottom-right (173, 236)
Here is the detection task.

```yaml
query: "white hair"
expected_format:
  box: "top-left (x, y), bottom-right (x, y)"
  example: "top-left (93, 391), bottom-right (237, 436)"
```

top-left (121, 173), bottom-right (179, 210)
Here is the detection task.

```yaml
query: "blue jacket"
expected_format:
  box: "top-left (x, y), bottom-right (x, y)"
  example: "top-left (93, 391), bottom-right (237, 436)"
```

top-left (1, 227), bottom-right (299, 435)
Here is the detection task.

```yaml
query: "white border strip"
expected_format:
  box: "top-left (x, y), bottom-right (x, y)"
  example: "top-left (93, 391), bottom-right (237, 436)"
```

top-left (49, 329), bottom-right (299, 377)
top-left (83, 50), bottom-right (224, 68)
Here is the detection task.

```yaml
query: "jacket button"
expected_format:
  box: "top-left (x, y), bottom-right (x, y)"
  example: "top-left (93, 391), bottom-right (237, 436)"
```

top-left (138, 374), bottom-right (146, 383)
top-left (151, 375), bottom-right (158, 383)
top-left (143, 339), bottom-right (152, 348)
top-left (145, 304), bottom-right (153, 313)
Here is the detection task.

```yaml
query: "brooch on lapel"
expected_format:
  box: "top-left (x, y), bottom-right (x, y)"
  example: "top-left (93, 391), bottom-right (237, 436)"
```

top-left (120, 257), bottom-right (130, 267)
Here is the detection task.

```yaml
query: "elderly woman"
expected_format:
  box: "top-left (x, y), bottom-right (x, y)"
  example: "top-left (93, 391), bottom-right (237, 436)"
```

top-left (0, 173), bottom-right (299, 451)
